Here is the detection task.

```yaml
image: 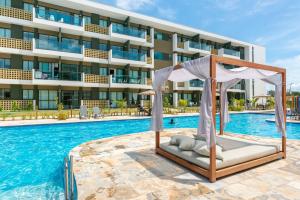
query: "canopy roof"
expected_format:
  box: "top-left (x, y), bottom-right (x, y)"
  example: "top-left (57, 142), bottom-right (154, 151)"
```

top-left (166, 56), bottom-right (279, 82)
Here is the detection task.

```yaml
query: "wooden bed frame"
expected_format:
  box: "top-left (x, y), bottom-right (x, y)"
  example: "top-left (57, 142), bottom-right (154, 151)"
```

top-left (155, 55), bottom-right (287, 182)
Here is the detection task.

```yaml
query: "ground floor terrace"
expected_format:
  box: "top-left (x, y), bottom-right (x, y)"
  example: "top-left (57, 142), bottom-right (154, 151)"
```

top-left (71, 128), bottom-right (300, 200)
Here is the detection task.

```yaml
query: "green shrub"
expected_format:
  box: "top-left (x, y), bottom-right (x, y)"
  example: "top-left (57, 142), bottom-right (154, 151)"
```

top-left (229, 98), bottom-right (245, 111)
top-left (57, 112), bottom-right (68, 120)
top-left (26, 102), bottom-right (34, 111)
top-left (12, 101), bottom-right (19, 112)
top-left (0, 106), bottom-right (3, 112)
top-left (163, 96), bottom-right (171, 107)
top-left (179, 99), bottom-right (188, 107)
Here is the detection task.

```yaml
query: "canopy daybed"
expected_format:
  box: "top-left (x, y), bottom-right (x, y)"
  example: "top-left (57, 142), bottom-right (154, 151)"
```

top-left (151, 55), bottom-right (286, 182)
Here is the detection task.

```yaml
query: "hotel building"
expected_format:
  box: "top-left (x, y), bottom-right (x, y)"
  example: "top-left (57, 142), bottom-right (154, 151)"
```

top-left (0, 0), bottom-right (266, 110)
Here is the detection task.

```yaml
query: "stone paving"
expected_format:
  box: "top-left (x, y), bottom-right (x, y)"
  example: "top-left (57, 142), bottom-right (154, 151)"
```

top-left (70, 128), bottom-right (300, 200)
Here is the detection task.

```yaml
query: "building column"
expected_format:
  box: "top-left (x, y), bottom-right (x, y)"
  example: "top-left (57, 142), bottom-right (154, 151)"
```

top-left (34, 86), bottom-right (39, 108)
top-left (173, 92), bottom-right (178, 107)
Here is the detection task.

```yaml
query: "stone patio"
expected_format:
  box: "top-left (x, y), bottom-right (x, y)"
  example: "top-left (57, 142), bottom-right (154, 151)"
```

top-left (70, 128), bottom-right (300, 200)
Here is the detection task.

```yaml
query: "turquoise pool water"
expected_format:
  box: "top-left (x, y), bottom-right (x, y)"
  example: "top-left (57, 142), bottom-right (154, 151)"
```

top-left (0, 113), bottom-right (299, 199)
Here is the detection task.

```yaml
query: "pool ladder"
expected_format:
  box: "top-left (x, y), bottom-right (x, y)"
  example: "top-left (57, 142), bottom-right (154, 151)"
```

top-left (64, 155), bottom-right (75, 200)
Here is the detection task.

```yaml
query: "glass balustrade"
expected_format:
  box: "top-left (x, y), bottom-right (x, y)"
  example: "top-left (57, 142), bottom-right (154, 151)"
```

top-left (35, 39), bottom-right (82, 54)
top-left (112, 75), bottom-right (145, 85)
top-left (190, 79), bottom-right (204, 87)
top-left (189, 41), bottom-right (212, 51)
top-left (35, 71), bottom-right (81, 81)
top-left (36, 7), bottom-right (82, 26)
top-left (112, 24), bottom-right (145, 38)
top-left (112, 49), bottom-right (146, 61)
top-left (223, 48), bottom-right (241, 57)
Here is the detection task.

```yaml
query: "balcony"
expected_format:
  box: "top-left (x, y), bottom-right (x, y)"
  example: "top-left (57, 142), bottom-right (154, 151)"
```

top-left (0, 37), bottom-right (32, 55)
top-left (33, 39), bottom-right (83, 60)
top-left (190, 79), bottom-right (204, 87)
top-left (110, 49), bottom-right (151, 67)
top-left (84, 74), bottom-right (109, 84)
top-left (110, 75), bottom-right (152, 89)
top-left (0, 6), bottom-right (32, 20)
top-left (84, 48), bottom-right (109, 64)
top-left (174, 80), bottom-right (204, 91)
top-left (218, 48), bottom-right (241, 59)
top-left (110, 24), bottom-right (147, 45)
top-left (34, 71), bottom-right (81, 81)
top-left (0, 68), bottom-right (32, 85)
top-left (84, 23), bottom-right (109, 35)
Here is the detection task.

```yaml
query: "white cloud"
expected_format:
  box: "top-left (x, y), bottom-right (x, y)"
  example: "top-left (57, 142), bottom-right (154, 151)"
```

top-left (271, 55), bottom-right (300, 91)
top-left (158, 7), bottom-right (176, 20)
top-left (116, 0), bottom-right (155, 11)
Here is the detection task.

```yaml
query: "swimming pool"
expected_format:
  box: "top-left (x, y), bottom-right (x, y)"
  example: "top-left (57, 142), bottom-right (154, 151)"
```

top-left (0, 113), bottom-right (299, 199)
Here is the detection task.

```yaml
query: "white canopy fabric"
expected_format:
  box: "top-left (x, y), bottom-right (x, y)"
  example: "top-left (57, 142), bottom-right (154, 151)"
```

top-left (151, 56), bottom-right (285, 147)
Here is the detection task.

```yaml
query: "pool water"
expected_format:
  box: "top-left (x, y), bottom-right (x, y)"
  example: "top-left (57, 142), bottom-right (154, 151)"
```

top-left (0, 113), bottom-right (299, 199)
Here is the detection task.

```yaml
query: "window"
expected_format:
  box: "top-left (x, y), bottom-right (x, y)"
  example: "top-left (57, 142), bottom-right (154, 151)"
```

top-left (39, 90), bottom-right (57, 109)
top-left (23, 3), bottom-right (33, 12)
top-left (38, 62), bottom-right (59, 79)
top-left (23, 90), bottom-right (33, 100)
top-left (36, 6), bottom-right (46, 18)
top-left (0, 28), bottom-right (11, 38)
top-left (83, 40), bottom-right (91, 49)
top-left (154, 31), bottom-right (169, 41)
top-left (99, 43), bottom-right (108, 51)
top-left (154, 51), bottom-right (172, 61)
top-left (0, 0), bottom-right (11, 7)
top-left (83, 66), bottom-right (91, 74)
top-left (83, 16), bottom-right (91, 24)
top-left (23, 32), bottom-right (34, 41)
top-left (99, 19), bottom-right (108, 27)
top-left (99, 91), bottom-right (107, 100)
top-left (99, 67), bottom-right (107, 76)
top-left (0, 58), bottom-right (10, 68)
top-left (23, 60), bottom-right (33, 71)
top-left (82, 91), bottom-right (91, 100)
top-left (0, 88), bottom-right (10, 99)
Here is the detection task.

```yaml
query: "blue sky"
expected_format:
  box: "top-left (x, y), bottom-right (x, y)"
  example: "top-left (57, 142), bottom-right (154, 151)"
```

top-left (95, 0), bottom-right (300, 91)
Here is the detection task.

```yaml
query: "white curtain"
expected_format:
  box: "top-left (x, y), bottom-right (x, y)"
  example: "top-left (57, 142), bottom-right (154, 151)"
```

top-left (220, 78), bottom-right (241, 129)
top-left (262, 74), bottom-right (286, 136)
top-left (151, 66), bottom-right (174, 131)
top-left (182, 56), bottom-right (216, 147)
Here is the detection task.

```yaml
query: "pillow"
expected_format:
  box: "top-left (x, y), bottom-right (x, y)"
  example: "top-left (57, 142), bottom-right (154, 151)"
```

top-left (179, 138), bottom-right (196, 151)
top-left (193, 134), bottom-right (206, 141)
top-left (169, 135), bottom-right (190, 146)
top-left (193, 144), bottom-right (223, 160)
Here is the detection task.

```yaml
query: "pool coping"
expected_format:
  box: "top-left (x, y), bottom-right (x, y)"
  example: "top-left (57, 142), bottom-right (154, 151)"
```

top-left (0, 110), bottom-right (274, 128)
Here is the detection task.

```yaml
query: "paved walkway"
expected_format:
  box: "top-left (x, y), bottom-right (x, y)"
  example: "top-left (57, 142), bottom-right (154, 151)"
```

top-left (70, 128), bottom-right (300, 200)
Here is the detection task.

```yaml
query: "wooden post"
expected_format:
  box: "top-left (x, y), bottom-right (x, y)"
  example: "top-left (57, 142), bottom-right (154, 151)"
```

top-left (219, 82), bottom-right (224, 135)
top-left (282, 70), bottom-right (287, 159)
top-left (155, 131), bottom-right (160, 150)
top-left (209, 55), bottom-right (217, 182)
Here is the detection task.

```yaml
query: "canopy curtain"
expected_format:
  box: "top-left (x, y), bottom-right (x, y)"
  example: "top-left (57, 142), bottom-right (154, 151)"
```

top-left (181, 56), bottom-right (216, 147)
top-left (262, 74), bottom-right (286, 136)
top-left (151, 66), bottom-right (174, 131)
top-left (220, 77), bottom-right (241, 129)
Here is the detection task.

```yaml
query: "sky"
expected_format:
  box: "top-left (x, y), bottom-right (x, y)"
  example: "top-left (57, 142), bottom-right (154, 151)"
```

top-left (94, 0), bottom-right (300, 91)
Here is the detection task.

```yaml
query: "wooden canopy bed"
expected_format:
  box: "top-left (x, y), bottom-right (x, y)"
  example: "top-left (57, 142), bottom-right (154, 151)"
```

top-left (153, 55), bottom-right (286, 182)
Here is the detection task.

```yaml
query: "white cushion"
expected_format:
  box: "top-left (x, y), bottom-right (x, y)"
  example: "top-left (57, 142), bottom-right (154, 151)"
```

top-left (169, 135), bottom-right (190, 146)
top-left (193, 144), bottom-right (224, 160)
top-left (179, 138), bottom-right (196, 151)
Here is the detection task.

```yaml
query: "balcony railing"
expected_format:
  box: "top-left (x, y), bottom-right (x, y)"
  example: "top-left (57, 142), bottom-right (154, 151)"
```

top-left (112, 75), bottom-right (148, 85)
top-left (35, 7), bottom-right (82, 26)
top-left (81, 100), bottom-right (109, 108)
top-left (0, 6), bottom-right (32, 21)
top-left (177, 82), bottom-right (185, 87)
top-left (0, 68), bottom-right (32, 80)
top-left (0, 100), bottom-right (35, 111)
top-left (189, 41), bottom-right (212, 51)
top-left (112, 24), bottom-right (145, 38)
top-left (34, 71), bottom-right (81, 81)
top-left (146, 57), bottom-right (152, 64)
top-left (190, 80), bottom-right (203, 87)
top-left (84, 48), bottom-right (108, 59)
top-left (223, 48), bottom-right (240, 57)
top-left (85, 24), bottom-right (108, 35)
top-left (177, 42), bottom-right (184, 49)
top-left (112, 50), bottom-right (146, 61)
top-left (84, 74), bottom-right (108, 84)
top-left (35, 39), bottom-right (82, 54)
top-left (0, 37), bottom-right (32, 50)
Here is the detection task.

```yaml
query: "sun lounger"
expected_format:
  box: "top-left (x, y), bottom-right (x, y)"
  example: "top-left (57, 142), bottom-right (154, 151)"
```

top-left (79, 105), bottom-right (88, 119)
top-left (92, 107), bottom-right (103, 119)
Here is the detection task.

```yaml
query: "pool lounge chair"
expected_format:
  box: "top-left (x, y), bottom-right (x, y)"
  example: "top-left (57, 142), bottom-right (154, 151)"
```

top-left (92, 107), bottom-right (103, 119)
top-left (79, 105), bottom-right (88, 119)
